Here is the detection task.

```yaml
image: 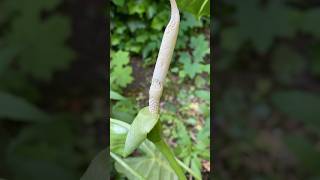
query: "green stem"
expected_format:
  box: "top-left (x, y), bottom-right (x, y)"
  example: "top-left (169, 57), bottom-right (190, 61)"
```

top-left (176, 158), bottom-right (201, 180)
top-left (148, 122), bottom-right (187, 180)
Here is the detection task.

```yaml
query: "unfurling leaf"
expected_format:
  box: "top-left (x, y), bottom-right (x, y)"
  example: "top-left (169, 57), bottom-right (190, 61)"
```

top-left (124, 107), bottom-right (159, 156)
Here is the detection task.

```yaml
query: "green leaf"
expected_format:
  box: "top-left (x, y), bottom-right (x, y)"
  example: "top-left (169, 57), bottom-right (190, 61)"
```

top-left (115, 141), bottom-right (179, 180)
top-left (112, 0), bottom-right (125, 6)
top-left (128, 20), bottom-right (146, 32)
top-left (110, 50), bottom-right (133, 89)
top-left (225, 0), bottom-right (296, 53)
top-left (151, 11), bottom-right (169, 30)
top-left (180, 12), bottom-right (203, 32)
top-left (124, 107), bottom-right (159, 156)
top-left (128, 1), bottom-right (148, 16)
top-left (111, 99), bottom-right (138, 123)
top-left (81, 149), bottom-right (110, 180)
top-left (110, 50), bottom-right (130, 69)
top-left (176, 120), bottom-right (192, 147)
top-left (177, 0), bottom-right (210, 19)
top-left (179, 53), bottom-right (204, 79)
top-left (5, 13), bottom-right (74, 80)
top-left (190, 35), bottom-right (209, 62)
top-left (195, 90), bottom-right (210, 102)
top-left (271, 91), bottom-right (320, 128)
top-left (190, 156), bottom-right (202, 179)
top-left (110, 90), bottom-right (126, 100)
top-left (110, 119), bottom-right (130, 156)
top-left (0, 91), bottom-right (49, 122)
top-left (110, 119), bottom-right (200, 180)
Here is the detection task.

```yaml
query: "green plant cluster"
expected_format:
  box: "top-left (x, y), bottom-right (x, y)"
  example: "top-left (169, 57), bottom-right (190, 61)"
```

top-left (0, 0), bottom-right (103, 180)
top-left (110, 0), bottom-right (210, 179)
top-left (215, 0), bottom-right (320, 179)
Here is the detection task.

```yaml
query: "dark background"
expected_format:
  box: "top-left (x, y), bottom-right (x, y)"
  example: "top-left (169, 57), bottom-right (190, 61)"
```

top-left (214, 0), bottom-right (320, 179)
top-left (0, 0), bottom-right (107, 179)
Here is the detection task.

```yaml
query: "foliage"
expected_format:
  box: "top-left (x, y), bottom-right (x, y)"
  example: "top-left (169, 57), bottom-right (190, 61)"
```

top-left (177, 34), bottom-right (210, 79)
top-left (223, 0), bottom-right (320, 53)
top-left (123, 107), bottom-right (159, 156)
top-left (0, 0), bottom-right (74, 81)
top-left (216, 0), bottom-right (320, 179)
top-left (0, 0), bottom-right (102, 179)
top-left (110, 119), bottom-right (179, 179)
top-left (177, 0), bottom-right (210, 19)
top-left (110, 50), bottom-right (134, 91)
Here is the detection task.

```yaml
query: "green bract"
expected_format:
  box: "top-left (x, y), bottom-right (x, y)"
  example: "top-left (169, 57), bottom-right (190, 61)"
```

top-left (123, 107), bottom-right (159, 156)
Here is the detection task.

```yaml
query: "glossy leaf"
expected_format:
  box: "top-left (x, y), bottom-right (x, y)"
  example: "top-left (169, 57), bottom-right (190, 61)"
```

top-left (124, 107), bottom-right (159, 156)
top-left (177, 0), bottom-right (210, 19)
top-left (115, 141), bottom-right (178, 180)
top-left (110, 118), bottom-right (130, 156)
top-left (110, 119), bottom-right (200, 180)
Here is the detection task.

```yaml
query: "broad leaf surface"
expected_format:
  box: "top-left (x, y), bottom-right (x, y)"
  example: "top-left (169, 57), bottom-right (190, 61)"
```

top-left (110, 118), bottom-right (130, 156)
top-left (115, 141), bottom-right (178, 180)
top-left (110, 119), bottom-right (199, 180)
top-left (177, 0), bottom-right (210, 19)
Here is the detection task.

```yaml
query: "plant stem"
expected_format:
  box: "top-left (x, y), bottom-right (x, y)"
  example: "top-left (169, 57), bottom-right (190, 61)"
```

top-left (148, 122), bottom-right (186, 180)
top-left (176, 158), bottom-right (201, 180)
top-left (155, 139), bottom-right (187, 180)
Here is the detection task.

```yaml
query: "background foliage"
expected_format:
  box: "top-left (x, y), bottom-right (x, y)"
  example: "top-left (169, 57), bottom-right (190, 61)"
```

top-left (110, 0), bottom-right (210, 179)
top-left (215, 0), bottom-right (320, 179)
top-left (0, 0), bottom-right (106, 179)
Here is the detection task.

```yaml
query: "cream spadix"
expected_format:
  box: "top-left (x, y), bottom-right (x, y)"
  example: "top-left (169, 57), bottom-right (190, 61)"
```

top-left (149, 0), bottom-right (180, 114)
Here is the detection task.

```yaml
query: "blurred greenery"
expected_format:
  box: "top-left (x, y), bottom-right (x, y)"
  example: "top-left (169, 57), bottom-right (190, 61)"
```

top-left (0, 0), bottom-right (106, 179)
top-left (110, 0), bottom-right (210, 179)
top-left (215, 0), bottom-right (320, 179)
